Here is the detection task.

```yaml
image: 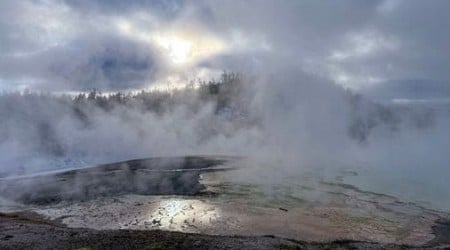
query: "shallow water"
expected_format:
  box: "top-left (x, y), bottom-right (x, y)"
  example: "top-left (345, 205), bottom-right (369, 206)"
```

top-left (339, 165), bottom-right (450, 212)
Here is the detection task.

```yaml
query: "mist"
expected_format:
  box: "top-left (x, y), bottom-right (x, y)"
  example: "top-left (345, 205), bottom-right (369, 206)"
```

top-left (1, 70), bottom-right (447, 182)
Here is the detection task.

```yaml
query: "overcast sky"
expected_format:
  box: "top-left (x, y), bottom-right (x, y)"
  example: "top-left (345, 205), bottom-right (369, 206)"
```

top-left (1, 0), bottom-right (449, 99)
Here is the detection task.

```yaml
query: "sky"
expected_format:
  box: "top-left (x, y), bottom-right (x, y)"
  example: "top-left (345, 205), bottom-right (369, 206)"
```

top-left (1, 0), bottom-right (450, 99)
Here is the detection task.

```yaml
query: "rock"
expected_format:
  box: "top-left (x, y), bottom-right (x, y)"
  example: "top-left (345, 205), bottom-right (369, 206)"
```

top-left (278, 207), bottom-right (288, 212)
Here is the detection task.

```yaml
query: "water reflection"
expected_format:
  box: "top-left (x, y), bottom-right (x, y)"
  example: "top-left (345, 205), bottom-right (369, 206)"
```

top-left (147, 199), bottom-right (220, 232)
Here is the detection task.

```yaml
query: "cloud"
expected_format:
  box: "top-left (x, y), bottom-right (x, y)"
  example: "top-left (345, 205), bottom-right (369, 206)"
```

top-left (0, 0), bottom-right (182, 91)
top-left (193, 0), bottom-right (450, 98)
top-left (62, 0), bottom-right (184, 18)
top-left (1, 0), bottom-right (450, 97)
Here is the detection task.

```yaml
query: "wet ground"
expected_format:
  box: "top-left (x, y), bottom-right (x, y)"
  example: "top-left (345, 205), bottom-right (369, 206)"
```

top-left (1, 156), bottom-right (449, 249)
top-left (2, 211), bottom-right (433, 250)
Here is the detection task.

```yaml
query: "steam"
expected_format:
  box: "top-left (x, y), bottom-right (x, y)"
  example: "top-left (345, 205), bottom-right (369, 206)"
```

top-left (0, 70), bottom-right (445, 175)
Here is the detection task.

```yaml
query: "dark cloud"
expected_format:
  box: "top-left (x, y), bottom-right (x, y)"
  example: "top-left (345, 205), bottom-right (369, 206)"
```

top-left (46, 36), bottom-right (160, 91)
top-left (0, 32), bottom-right (161, 91)
top-left (62, 0), bottom-right (184, 18)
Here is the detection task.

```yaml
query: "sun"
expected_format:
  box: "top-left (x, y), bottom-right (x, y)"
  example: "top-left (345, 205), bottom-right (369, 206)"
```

top-left (168, 40), bottom-right (191, 64)
top-left (154, 35), bottom-right (193, 64)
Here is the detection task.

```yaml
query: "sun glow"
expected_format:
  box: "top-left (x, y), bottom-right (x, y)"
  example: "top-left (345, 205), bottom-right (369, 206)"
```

top-left (116, 19), bottom-right (226, 66)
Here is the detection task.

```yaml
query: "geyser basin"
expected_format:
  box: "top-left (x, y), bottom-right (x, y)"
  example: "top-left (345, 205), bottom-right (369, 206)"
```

top-left (1, 157), bottom-right (449, 247)
top-left (0, 156), bottom-right (237, 205)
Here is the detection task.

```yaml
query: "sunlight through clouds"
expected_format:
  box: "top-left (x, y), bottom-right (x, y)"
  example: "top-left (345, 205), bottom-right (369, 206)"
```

top-left (116, 18), bottom-right (226, 67)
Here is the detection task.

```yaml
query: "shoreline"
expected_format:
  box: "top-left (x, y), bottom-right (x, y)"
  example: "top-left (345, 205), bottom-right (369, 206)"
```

top-left (1, 211), bottom-right (448, 250)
